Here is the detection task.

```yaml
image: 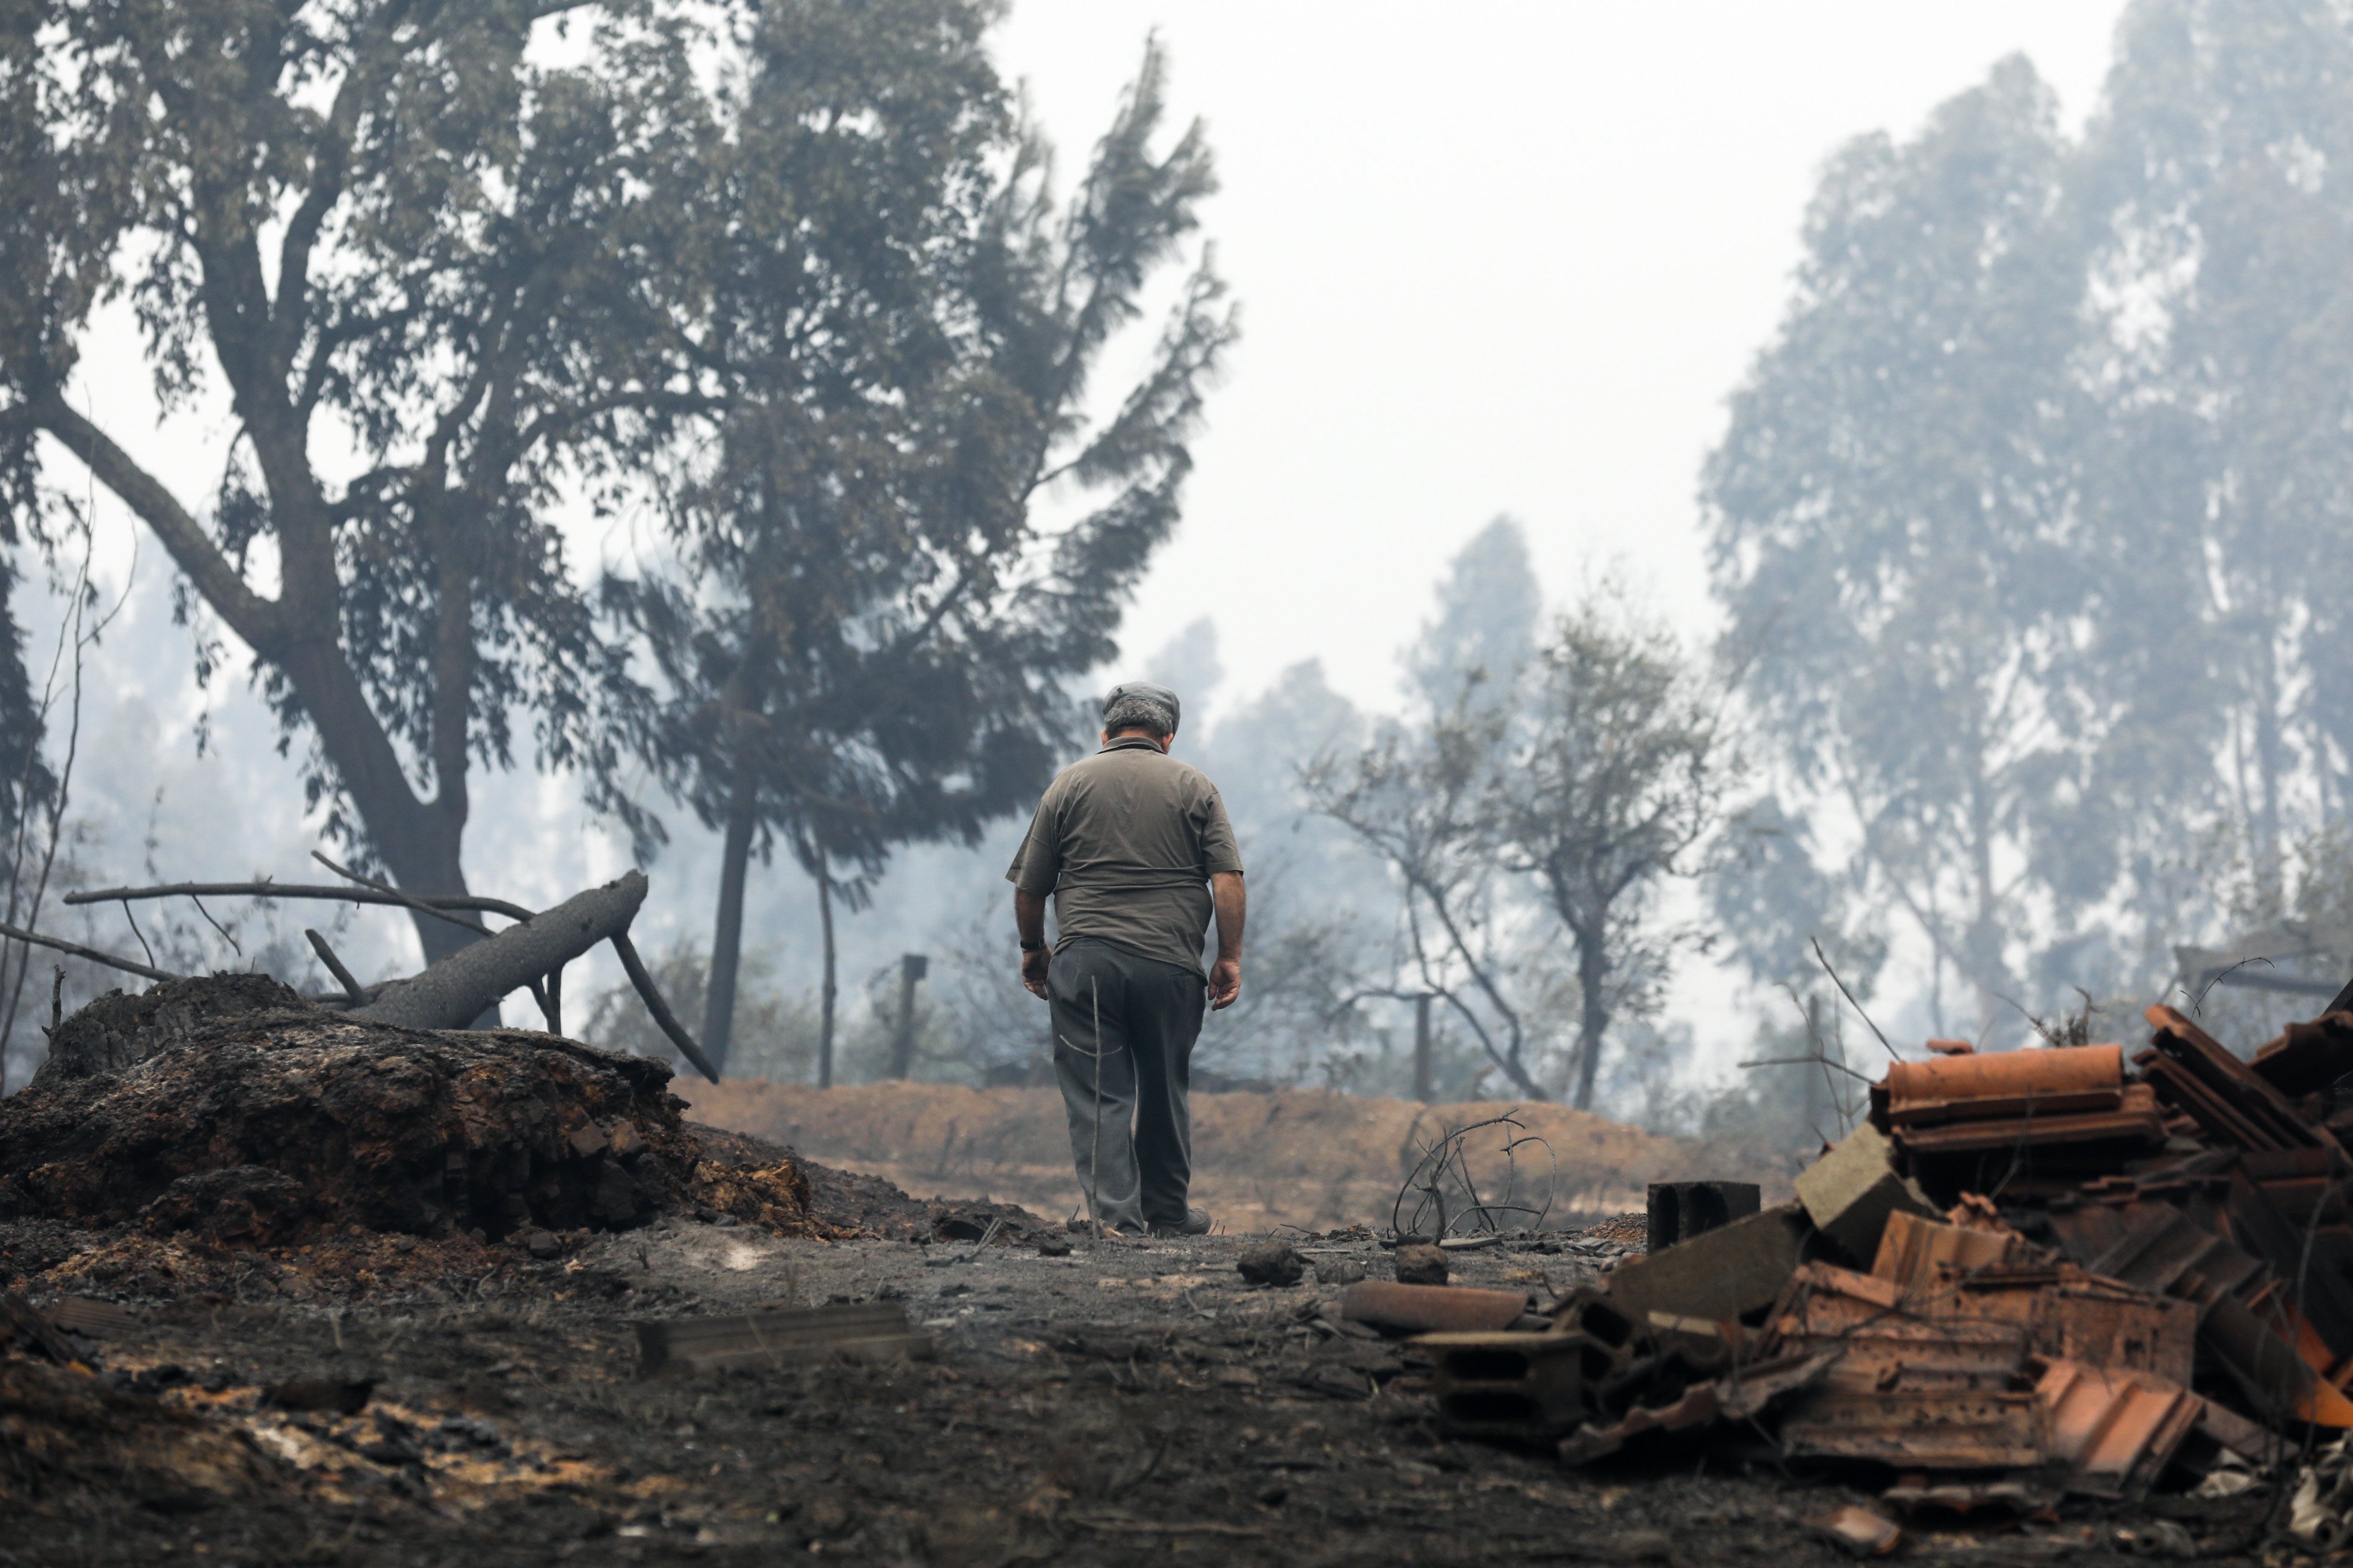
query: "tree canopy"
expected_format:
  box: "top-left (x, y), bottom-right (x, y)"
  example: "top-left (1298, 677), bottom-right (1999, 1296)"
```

top-left (0, 0), bottom-right (1226, 997)
top-left (1710, 0), bottom-right (2353, 1036)
top-left (599, 8), bottom-right (1233, 1072)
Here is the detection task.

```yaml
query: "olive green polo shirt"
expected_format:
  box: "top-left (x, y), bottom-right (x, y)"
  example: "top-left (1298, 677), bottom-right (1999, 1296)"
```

top-left (1006, 736), bottom-right (1244, 977)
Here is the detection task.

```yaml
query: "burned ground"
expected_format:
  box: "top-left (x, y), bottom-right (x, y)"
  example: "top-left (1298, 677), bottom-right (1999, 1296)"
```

top-left (0, 982), bottom-right (2308, 1563)
top-left (2, 1212), bottom-right (2269, 1567)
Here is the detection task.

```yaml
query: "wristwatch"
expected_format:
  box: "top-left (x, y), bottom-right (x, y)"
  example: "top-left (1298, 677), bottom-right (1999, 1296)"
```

top-left (1020, 939), bottom-right (1045, 952)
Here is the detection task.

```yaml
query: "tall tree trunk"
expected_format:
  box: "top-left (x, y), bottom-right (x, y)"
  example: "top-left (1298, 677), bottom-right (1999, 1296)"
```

top-left (1573, 926), bottom-right (1609, 1111)
top-left (817, 852), bottom-right (837, 1089)
top-left (364, 806), bottom-right (478, 970)
top-left (702, 765), bottom-right (762, 1075)
top-left (37, 401), bottom-right (487, 976)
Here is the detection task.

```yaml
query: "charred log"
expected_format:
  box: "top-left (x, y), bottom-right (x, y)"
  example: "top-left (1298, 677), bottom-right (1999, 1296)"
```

top-left (351, 873), bottom-right (647, 1033)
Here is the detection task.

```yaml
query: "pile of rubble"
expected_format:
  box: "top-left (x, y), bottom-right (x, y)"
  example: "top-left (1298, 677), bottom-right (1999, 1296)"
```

top-left (1384, 1003), bottom-right (2353, 1539)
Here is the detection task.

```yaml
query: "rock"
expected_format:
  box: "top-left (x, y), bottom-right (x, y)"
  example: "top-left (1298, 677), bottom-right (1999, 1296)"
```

top-left (1236, 1241), bottom-right (1306, 1287)
top-left (1392, 1243), bottom-right (1448, 1285)
top-left (1036, 1237), bottom-right (1073, 1258)
top-left (1313, 1256), bottom-right (1368, 1286)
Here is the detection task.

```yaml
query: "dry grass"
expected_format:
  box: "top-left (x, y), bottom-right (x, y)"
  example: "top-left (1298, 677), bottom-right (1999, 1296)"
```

top-left (677, 1078), bottom-right (1782, 1233)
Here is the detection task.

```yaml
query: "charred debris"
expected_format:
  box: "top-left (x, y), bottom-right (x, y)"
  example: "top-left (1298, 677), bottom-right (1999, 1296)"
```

top-left (1360, 998), bottom-right (2353, 1545)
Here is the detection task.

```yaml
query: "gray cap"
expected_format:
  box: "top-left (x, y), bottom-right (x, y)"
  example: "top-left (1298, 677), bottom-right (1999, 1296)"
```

top-left (1102, 680), bottom-right (1181, 730)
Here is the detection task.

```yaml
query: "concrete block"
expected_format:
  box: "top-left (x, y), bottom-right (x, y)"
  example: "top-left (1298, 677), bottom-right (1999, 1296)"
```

top-left (1603, 1203), bottom-right (1815, 1323)
top-left (1647, 1181), bottom-right (1762, 1249)
top-left (1794, 1121), bottom-right (1937, 1262)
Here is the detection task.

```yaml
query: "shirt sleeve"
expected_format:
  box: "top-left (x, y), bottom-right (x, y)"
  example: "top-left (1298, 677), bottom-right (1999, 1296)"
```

top-left (1199, 785), bottom-right (1243, 877)
top-left (1007, 789), bottom-right (1064, 893)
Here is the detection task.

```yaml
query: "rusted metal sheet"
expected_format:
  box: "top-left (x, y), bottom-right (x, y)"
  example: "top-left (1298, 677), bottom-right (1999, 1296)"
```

top-left (1882, 1044), bottom-right (2125, 1126)
top-left (2197, 1291), bottom-right (2321, 1426)
top-left (1872, 1211), bottom-right (2017, 1291)
top-left (1558, 1379), bottom-right (1725, 1465)
top-left (1556, 1351), bottom-right (1836, 1466)
top-left (2034, 1359), bottom-right (2201, 1499)
top-left (2254, 1015), bottom-right (2353, 1098)
top-left (2143, 1003), bottom-right (2338, 1154)
top-left (1778, 1386), bottom-right (2051, 1469)
top-left (1337, 1281), bottom-right (1531, 1334)
top-left (1771, 1257), bottom-right (2194, 1386)
top-left (1892, 1085), bottom-right (2168, 1158)
top-left (1925, 1276), bottom-right (2197, 1387)
top-left (1766, 1262), bottom-right (2028, 1391)
top-left (634, 1302), bottom-right (927, 1377)
top-left (2044, 1200), bottom-right (2263, 1305)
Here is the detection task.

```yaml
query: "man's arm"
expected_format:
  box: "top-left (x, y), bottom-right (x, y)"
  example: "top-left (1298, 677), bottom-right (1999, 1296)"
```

top-left (1209, 870), bottom-right (1245, 1010)
top-left (1016, 887), bottom-right (1051, 1000)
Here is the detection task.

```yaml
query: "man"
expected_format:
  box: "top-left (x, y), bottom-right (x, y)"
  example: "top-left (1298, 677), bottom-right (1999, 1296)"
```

top-left (1007, 681), bottom-right (1245, 1237)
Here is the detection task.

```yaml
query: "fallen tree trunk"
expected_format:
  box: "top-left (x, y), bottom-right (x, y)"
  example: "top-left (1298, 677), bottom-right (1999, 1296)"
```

top-left (354, 873), bottom-right (647, 1033)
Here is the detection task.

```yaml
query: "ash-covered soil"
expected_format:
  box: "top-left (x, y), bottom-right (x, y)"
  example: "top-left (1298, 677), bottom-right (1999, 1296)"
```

top-left (2, 1190), bottom-right (2269, 1566)
top-left (0, 982), bottom-right (2280, 1564)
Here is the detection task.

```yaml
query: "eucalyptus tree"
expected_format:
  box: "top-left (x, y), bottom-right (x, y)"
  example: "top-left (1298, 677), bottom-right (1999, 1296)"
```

top-left (605, 10), bottom-right (1234, 1076)
top-left (0, 0), bottom-right (720, 963)
top-left (1703, 58), bottom-right (2086, 1036)
top-left (2061, 0), bottom-right (2353, 939)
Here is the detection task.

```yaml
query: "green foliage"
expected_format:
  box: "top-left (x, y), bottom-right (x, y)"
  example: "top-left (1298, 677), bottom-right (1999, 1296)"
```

top-left (596, 7), bottom-right (1232, 1067)
top-left (609, 11), bottom-right (1229, 875)
top-left (0, 0), bottom-right (736, 945)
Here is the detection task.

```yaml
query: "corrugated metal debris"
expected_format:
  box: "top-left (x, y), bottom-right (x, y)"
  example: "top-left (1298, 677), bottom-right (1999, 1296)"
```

top-left (1404, 998), bottom-right (2353, 1507)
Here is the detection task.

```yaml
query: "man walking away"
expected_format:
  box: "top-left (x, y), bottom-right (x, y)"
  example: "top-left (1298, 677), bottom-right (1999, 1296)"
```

top-left (1007, 681), bottom-right (1245, 1237)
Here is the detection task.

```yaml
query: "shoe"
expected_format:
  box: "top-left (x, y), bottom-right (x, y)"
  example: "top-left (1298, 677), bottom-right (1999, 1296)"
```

top-left (1147, 1207), bottom-right (1213, 1238)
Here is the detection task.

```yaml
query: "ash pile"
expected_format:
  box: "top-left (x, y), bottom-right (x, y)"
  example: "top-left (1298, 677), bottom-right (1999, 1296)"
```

top-left (0, 973), bottom-right (818, 1252)
top-left (1396, 1001), bottom-right (2353, 1543)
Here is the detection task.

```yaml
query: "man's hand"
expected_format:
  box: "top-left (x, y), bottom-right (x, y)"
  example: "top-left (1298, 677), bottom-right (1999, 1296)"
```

top-left (1209, 956), bottom-right (1241, 1010)
top-left (1014, 887), bottom-right (1052, 1000)
top-left (1208, 870), bottom-right (1245, 1010)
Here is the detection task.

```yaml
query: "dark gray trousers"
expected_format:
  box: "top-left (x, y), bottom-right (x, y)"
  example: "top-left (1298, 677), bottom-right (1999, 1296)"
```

top-left (1046, 937), bottom-right (1207, 1232)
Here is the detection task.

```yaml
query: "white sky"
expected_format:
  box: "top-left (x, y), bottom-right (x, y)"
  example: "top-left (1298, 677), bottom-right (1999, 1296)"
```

top-left (988, 1), bottom-right (2120, 718)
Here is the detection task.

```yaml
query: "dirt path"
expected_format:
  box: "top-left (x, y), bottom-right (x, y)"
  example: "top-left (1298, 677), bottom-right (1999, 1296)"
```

top-left (5, 1202), bottom-right (2261, 1566)
top-left (676, 1079), bottom-right (1795, 1233)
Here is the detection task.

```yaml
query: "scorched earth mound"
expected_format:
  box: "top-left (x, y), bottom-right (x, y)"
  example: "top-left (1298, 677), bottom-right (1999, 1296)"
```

top-left (0, 974), bottom-right (818, 1246)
